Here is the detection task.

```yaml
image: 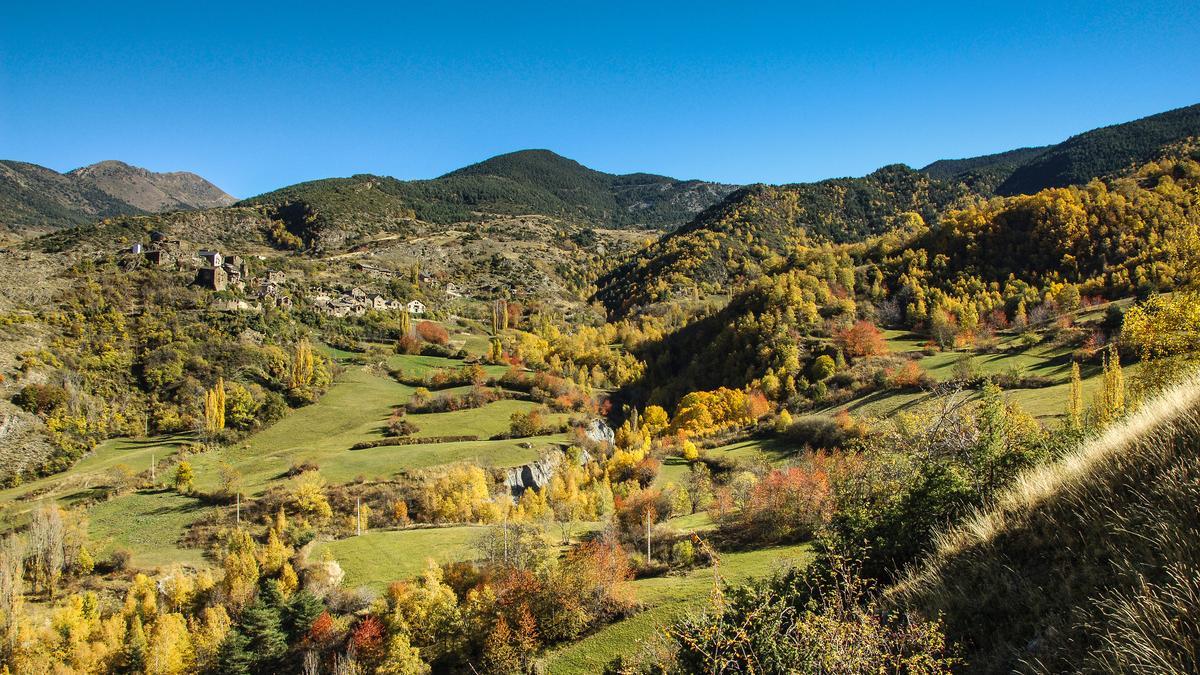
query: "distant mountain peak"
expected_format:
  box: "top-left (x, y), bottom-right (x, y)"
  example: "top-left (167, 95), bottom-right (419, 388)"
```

top-left (68, 160), bottom-right (236, 212)
top-left (0, 159), bottom-right (235, 232)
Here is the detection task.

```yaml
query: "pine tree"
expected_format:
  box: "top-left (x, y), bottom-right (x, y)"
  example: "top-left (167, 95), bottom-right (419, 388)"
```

top-left (283, 590), bottom-right (325, 642)
top-left (123, 615), bottom-right (149, 674)
top-left (216, 629), bottom-right (252, 675)
top-left (238, 595), bottom-right (288, 670)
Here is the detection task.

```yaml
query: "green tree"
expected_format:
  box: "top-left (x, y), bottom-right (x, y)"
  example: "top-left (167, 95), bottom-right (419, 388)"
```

top-left (216, 629), bottom-right (252, 675)
top-left (237, 595), bottom-right (288, 671)
top-left (283, 591), bottom-right (325, 642)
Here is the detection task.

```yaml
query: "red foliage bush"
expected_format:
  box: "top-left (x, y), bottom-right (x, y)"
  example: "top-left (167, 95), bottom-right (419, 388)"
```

top-left (836, 320), bottom-right (887, 359)
top-left (396, 334), bottom-right (422, 354)
top-left (416, 320), bottom-right (450, 345)
top-left (718, 463), bottom-right (833, 544)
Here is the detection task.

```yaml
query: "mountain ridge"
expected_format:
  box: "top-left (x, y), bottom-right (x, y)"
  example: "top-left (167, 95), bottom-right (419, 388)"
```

top-left (0, 159), bottom-right (235, 233)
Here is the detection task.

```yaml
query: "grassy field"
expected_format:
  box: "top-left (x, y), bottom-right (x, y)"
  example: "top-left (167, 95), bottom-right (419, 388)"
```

top-left (828, 328), bottom-right (1121, 422)
top-left (313, 520), bottom-right (608, 592)
top-left (4, 348), bottom-right (568, 573)
top-left (87, 489), bottom-right (210, 569)
top-left (192, 360), bottom-right (563, 493)
top-left (542, 543), bottom-right (813, 674)
top-left (0, 434), bottom-right (193, 527)
top-left (313, 526), bottom-right (488, 590)
top-left (658, 438), bottom-right (798, 487)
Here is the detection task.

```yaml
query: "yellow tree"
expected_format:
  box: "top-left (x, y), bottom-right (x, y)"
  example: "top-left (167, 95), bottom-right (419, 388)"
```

top-left (145, 612), bottom-right (195, 675)
top-left (1123, 291), bottom-right (1200, 398)
top-left (203, 379), bottom-right (226, 434)
top-left (290, 342), bottom-right (315, 390)
top-left (1091, 344), bottom-right (1125, 428)
top-left (1067, 361), bottom-right (1084, 431)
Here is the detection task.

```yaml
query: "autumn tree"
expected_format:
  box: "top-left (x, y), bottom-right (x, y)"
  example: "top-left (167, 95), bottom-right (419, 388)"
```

top-left (290, 342), bottom-right (315, 390)
top-left (0, 534), bottom-right (24, 648)
top-left (1092, 344), bottom-right (1126, 428)
top-left (1122, 291), bottom-right (1200, 397)
top-left (1068, 361), bottom-right (1084, 430)
top-left (173, 461), bottom-right (194, 493)
top-left (204, 378), bottom-right (226, 435)
top-left (28, 504), bottom-right (65, 596)
top-left (837, 320), bottom-right (887, 359)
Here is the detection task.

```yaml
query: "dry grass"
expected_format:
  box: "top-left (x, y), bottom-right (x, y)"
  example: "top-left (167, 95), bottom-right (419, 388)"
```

top-left (890, 374), bottom-right (1200, 673)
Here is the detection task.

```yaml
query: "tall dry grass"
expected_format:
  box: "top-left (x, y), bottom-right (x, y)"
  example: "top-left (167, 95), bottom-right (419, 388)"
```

top-left (889, 374), bottom-right (1200, 673)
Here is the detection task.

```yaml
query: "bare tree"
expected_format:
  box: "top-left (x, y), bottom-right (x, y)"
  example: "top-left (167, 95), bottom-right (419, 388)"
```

top-left (27, 504), bottom-right (64, 597)
top-left (0, 534), bottom-right (25, 650)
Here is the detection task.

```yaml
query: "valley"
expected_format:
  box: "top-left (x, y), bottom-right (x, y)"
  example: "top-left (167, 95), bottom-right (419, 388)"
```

top-left (0, 102), bottom-right (1197, 674)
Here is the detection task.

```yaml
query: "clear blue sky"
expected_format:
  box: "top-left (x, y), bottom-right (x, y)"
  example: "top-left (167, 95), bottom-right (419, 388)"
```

top-left (2, 1), bottom-right (1198, 198)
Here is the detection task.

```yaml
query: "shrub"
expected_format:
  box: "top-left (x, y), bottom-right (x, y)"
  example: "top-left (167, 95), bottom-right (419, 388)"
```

top-left (395, 334), bottom-right (422, 354)
top-left (671, 539), bottom-right (696, 567)
top-left (416, 321), bottom-right (449, 345)
top-left (717, 464), bottom-right (833, 545)
top-left (13, 383), bottom-right (69, 415)
top-left (784, 415), bottom-right (852, 450)
top-left (385, 413), bottom-right (419, 437)
top-left (810, 355), bottom-right (836, 381)
top-left (887, 360), bottom-right (933, 389)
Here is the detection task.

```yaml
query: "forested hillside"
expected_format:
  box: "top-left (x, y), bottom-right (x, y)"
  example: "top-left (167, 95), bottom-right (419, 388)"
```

top-left (922, 102), bottom-right (1200, 196)
top-left (595, 164), bottom-right (967, 315)
top-left (616, 148), bottom-right (1200, 409)
top-left (241, 150), bottom-right (735, 250)
top-left (1, 103), bottom-right (1199, 675)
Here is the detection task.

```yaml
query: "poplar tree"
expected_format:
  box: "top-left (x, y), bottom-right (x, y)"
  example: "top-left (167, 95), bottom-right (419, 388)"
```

top-left (1067, 361), bottom-right (1084, 430)
top-left (1092, 344), bottom-right (1126, 428)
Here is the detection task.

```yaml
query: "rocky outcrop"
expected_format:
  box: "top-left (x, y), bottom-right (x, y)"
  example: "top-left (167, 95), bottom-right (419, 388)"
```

top-left (584, 418), bottom-right (614, 445)
top-left (503, 445), bottom-right (594, 499)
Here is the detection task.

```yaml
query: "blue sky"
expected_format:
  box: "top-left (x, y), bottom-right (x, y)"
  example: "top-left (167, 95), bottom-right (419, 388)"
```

top-left (2, 1), bottom-right (1198, 197)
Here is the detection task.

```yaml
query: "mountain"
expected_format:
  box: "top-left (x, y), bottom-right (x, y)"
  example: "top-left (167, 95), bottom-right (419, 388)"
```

top-left (0, 159), bottom-right (234, 232)
top-left (68, 160), bottom-right (235, 212)
top-left (0, 160), bottom-right (141, 231)
top-left (594, 164), bottom-right (968, 315)
top-left (919, 146), bottom-right (1048, 194)
top-left (240, 149), bottom-right (736, 250)
top-left (442, 149), bottom-right (736, 226)
top-left (922, 102), bottom-right (1200, 195)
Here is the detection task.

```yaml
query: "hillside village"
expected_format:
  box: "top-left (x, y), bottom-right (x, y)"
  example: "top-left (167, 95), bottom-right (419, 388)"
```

top-left (122, 232), bottom-right (440, 316)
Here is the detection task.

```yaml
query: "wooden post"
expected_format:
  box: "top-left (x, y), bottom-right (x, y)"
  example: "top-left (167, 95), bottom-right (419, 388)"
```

top-left (645, 509), bottom-right (652, 563)
top-left (356, 497), bottom-right (362, 536)
top-left (236, 492), bottom-right (241, 526)
top-left (150, 453), bottom-right (155, 482)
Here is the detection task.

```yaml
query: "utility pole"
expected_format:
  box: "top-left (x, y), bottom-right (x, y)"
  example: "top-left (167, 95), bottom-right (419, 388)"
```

top-left (150, 453), bottom-right (155, 483)
top-left (645, 508), bottom-right (652, 563)
top-left (236, 492), bottom-right (241, 526)
top-left (356, 497), bottom-right (362, 536)
top-left (503, 507), bottom-right (509, 565)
